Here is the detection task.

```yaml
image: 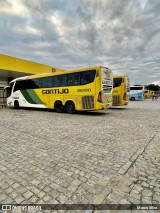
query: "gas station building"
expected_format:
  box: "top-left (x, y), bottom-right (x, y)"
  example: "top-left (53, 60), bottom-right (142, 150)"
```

top-left (0, 54), bottom-right (63, 105)
top-left (0, 54), bottom-right (63, 87)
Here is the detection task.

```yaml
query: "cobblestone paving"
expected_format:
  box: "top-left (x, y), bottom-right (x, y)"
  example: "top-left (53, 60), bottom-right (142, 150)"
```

top-left (0, 99), bottom-right (159, 212)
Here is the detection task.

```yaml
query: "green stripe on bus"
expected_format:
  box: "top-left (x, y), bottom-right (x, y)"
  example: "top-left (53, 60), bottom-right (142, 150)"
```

top-left (20, 90), bottom-right (44, 105)
top-left (27, 90), bottom-right (44, 104)
top-left (21, 90), bottom-right (37, 104)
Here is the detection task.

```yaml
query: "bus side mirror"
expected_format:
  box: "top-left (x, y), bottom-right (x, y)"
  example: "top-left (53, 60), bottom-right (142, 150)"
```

top-left (3, 86), bottom-right (10, 98)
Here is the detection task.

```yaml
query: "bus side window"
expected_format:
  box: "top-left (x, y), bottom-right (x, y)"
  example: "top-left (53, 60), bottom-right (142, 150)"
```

top-left (73, 73), bottom-right (80, 85)
top-left (42, 78), bottom-right (48, 88)
top-left (54, 76), bottom-right (62, 87)
top-left (68, 74), bottom-right (74, 86)
top-left (47, 77), bottom-right (54, 88)
top-left (23, 80), bottom-right (37, 90)
top-left (85, 74), bottom-right (91, 82)
top-left (88, 70), bottom-right (96, 83)
top-left (80, 70), bottom-right (95, 85)
top-left (27, 80), bottom-right (36, 89)
top-left (61, 75), bottom-right (67, 86)
top-left (33, 79), bottom-right (42, 88)
top-left (81, 72), bottom-right (86, 85)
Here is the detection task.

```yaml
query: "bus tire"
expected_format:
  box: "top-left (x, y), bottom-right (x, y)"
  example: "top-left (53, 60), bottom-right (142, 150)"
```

top-left (54, 101), bottom-right (63, 113)
top-left (130, 97), bottom-right (135, 101)
top-left (14, 100), bottom-right (20, 108)
top-left (65, 101), bottom-right (75, 114)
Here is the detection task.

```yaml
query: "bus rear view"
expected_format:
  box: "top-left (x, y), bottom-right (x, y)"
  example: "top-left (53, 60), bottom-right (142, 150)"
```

top-left (112, 75), bottom-right (130, 106)
top-left (100, 67), bottom-right (113, 109)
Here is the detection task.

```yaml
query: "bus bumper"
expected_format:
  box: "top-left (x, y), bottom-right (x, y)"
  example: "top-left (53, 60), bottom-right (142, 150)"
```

top-left (106, 102), bottom-right (112, 108)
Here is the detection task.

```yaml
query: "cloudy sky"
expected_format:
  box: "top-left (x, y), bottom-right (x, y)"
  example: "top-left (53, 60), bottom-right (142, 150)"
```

top-left (0, 0), bottom-right (160, 85)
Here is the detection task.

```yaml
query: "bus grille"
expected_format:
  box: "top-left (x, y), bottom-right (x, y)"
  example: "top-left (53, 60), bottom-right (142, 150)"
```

top-left (113, 95), bottom-right (121, 106)
top-left (82, 96), bottom-right (94, 109)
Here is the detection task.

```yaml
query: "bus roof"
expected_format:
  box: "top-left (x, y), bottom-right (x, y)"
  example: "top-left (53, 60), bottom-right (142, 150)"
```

top-left (11, 66), bottom-right (112, 81)
top-left (113, 75), bottom-right (128, 78)
top-left (10, 76), bottom-right (28, 83)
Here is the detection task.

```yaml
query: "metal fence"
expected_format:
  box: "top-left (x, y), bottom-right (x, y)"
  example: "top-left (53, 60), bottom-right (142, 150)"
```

top-left (0, 87), bottom-right (7, 107)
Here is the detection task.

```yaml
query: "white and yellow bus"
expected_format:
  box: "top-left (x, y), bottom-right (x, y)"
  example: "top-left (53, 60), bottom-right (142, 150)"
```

top-left (5, 66), bottom-right (113, 113)
top-left (112, 75), bottom-right (130, 106)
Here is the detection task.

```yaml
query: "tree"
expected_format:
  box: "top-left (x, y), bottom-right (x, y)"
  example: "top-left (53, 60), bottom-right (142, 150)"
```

top-left (146, 84), bottom-right (160, 91)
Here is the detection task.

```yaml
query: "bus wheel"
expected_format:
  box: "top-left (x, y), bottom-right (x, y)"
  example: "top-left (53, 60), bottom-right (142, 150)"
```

top-left (131, 97), bottom-right (135, 101)
top-left (65, 101), bottom-right (75, 114)
top-left (14, 100), bottom-right (20, 108)
top-left (54, 101), bottom-right (63, 113)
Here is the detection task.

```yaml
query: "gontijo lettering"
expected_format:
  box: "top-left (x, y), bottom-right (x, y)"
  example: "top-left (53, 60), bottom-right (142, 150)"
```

top-left (42, 88), bottom-right (69, 94)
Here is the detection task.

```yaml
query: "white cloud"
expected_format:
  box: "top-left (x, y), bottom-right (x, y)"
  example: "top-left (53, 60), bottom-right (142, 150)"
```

top-left (0, 0), bottom-right (28, 16)
top-left (151, 81), bottom-right (160, 86)
top-left (0, 0), bottom-right (160, 85)
top-left (15, 26), bottom-right (43, 36)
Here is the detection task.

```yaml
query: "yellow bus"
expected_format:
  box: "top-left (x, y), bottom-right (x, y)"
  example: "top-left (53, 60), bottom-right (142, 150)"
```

top-left (144, 90), bottom-right (154, 98)
top-left (5, 66), bottom-right (113, 113)
top-left (112, 75), bottom-right (130, 106)
top-left (144, 90), bottom-right (150, 98)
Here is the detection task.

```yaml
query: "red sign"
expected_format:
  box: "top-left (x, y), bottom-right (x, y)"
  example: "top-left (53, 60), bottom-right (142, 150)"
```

top-left (52, 68), bottom-right (56, 73)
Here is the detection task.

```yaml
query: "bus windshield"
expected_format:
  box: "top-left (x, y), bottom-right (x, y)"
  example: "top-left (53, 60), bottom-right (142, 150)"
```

top-left (113, 78), bottom-right (122, 88)
top-left (5, 82), bottom-right (14, 97)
